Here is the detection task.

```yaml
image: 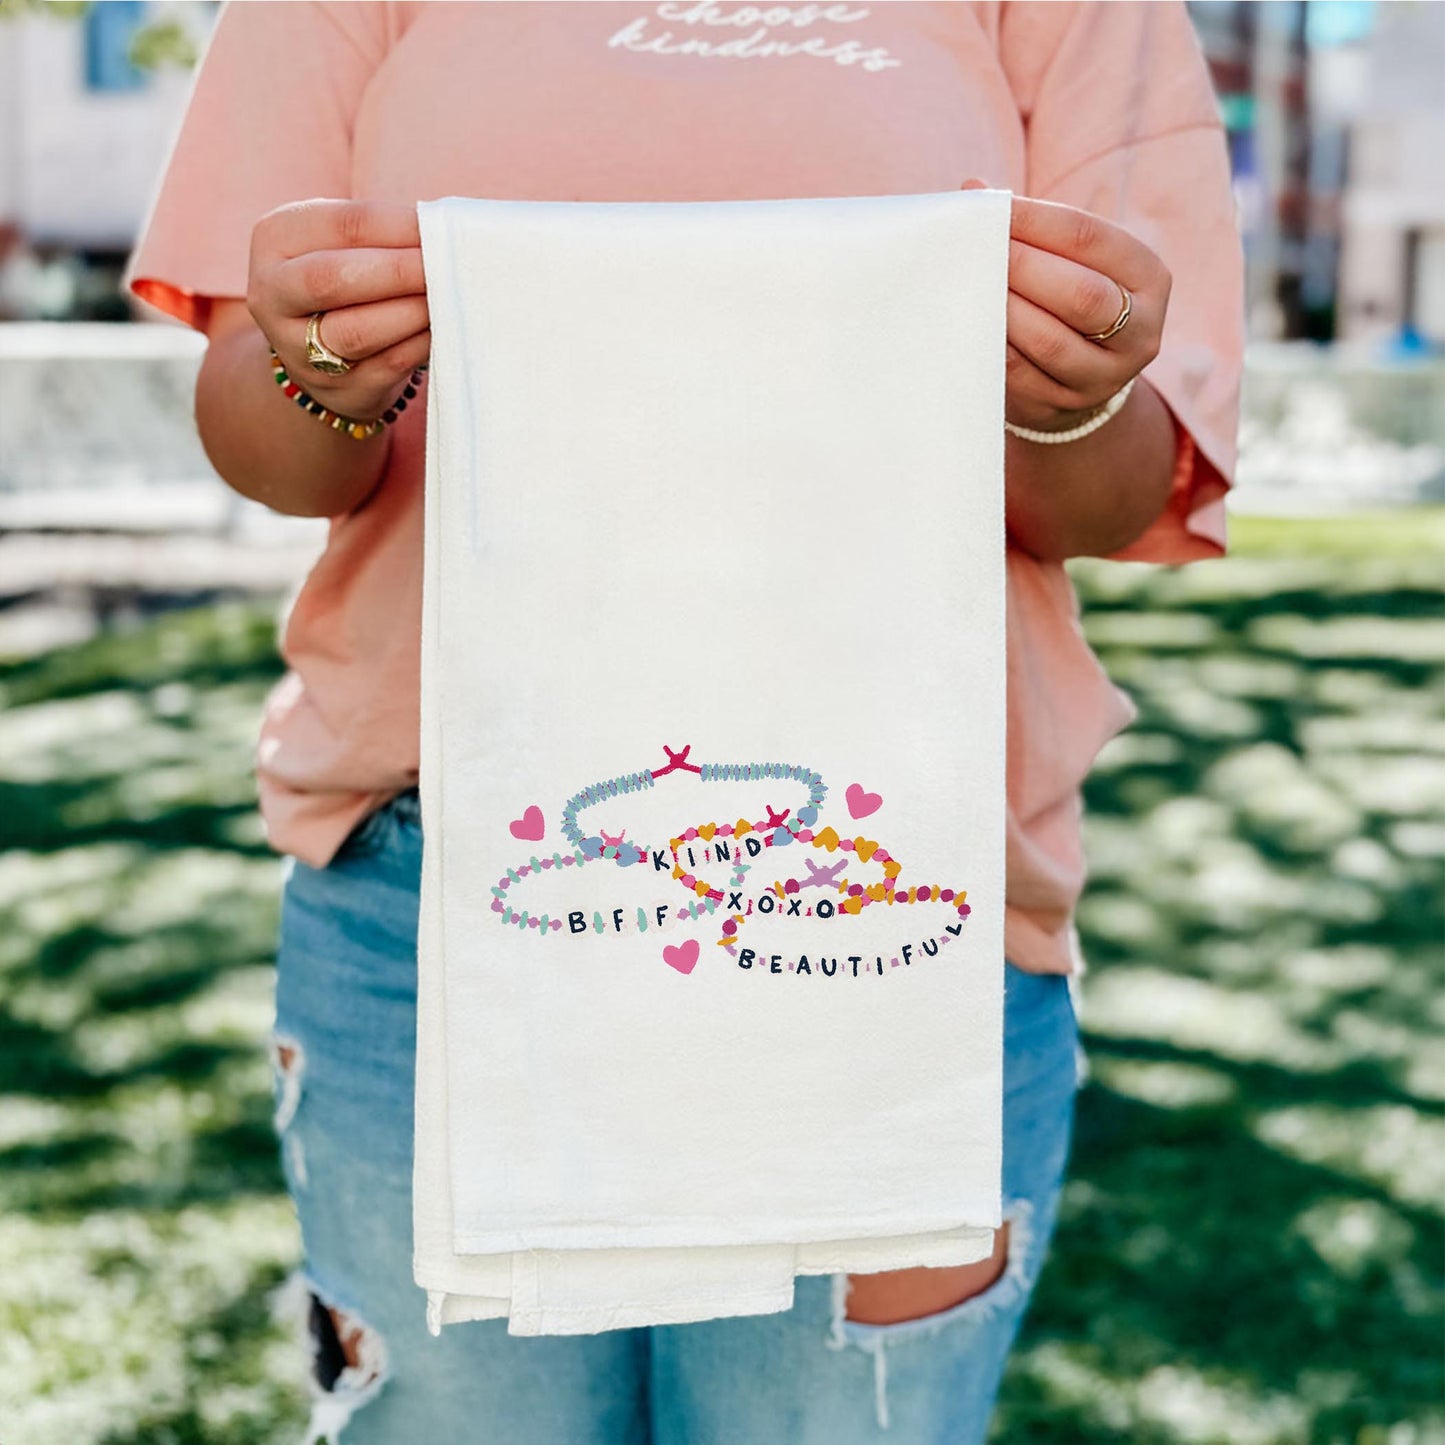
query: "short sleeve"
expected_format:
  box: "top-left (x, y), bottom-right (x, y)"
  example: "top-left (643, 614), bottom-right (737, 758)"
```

top-left (121, 0), bottom-right (388, 335)
top-left (1000, 0), bottom-right (1245, 562)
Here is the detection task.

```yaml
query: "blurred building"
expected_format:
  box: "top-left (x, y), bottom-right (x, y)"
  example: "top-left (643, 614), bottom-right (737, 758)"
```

top-left (0, 0), bottom-right (215, 320)
top-left (1, 0), bottom-right (1441, 347)
top-left (1189, 0), bottom-right (1445, 351)
top-left (1333, 2), bottom-right (1445, 349)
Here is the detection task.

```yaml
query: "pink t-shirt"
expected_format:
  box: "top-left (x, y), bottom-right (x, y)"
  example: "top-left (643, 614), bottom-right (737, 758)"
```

top-left (123, 0), bottom-right (1243, 976)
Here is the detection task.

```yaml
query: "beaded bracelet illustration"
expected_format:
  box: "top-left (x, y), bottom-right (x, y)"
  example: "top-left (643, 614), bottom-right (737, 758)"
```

top-left (494, 745), bottom-right (970, 964)
top-left (680, 812), bottom-right (969, 956)
top-left (500, 747), bottom-right (827, 933)
top-left (490, 844), bottom-right (726, 935)
top-left (557, 745), bottom-right (827, 867)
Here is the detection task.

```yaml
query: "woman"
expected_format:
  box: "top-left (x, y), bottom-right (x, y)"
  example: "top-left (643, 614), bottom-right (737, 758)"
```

top-left (124, 3), bottom-right (1243, 1440)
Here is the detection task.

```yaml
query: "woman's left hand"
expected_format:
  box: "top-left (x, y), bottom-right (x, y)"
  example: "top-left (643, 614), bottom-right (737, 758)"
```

top-left (963, 179), bottom-right (1172, 433)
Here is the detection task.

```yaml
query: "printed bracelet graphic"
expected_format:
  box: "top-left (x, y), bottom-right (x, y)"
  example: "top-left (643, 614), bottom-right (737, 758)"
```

top-left (676, 822), bottom-right (969, 959)
top-left (491, 744), bottom-right (971, 973)
top-left (558, 746), bottom-right (826, 865)
top-left (495, 748), bottom-right (824, 933)
top-left (491, 844), bottom-right (728, 935)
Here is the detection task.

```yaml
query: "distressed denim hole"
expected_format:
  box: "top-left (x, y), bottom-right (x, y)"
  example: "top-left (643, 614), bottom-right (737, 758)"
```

top-left (296, 1282), bottom-right (390, 1445)
top-left (842, 1223), bottom-right (1011, 1328)
top-left (827, 1201), bottom-right (1038, 1430)
top-left (269, 1031), bottom-right (308, 1189)
top-left (309, 1291), bottom-right (350, 1392)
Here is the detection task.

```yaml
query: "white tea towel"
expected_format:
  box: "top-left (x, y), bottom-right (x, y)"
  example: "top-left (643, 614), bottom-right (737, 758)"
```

top-left (414, 188), bottom-right (1012, 1335)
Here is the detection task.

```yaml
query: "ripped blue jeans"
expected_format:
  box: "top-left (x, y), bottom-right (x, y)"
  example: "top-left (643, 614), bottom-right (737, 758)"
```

top-left (271, 788), bottom-right (1081, 1443)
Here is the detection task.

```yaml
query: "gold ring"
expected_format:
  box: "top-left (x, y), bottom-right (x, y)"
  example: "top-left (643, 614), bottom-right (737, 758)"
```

top-left (304, 311), bottom-right (354, 375)
top-left (1084, 283), bottom-right (1132, 344)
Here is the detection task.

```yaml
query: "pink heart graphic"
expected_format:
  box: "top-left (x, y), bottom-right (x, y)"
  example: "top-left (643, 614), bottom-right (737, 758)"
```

top-left (845, 783), bottom-right (883, 820)
top-left (663, 939), bottom-right (700, 975)
top-left (509, 805), bottom-right (545, 842)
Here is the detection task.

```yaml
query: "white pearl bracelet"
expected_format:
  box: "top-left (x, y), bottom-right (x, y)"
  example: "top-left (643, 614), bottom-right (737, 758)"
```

top-left (1004, 376), bottom-right (1137, 445)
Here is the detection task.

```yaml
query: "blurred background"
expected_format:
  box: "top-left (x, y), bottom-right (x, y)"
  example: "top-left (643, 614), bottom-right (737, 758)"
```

top-left (0, 1), bottom-right (1440, 1442)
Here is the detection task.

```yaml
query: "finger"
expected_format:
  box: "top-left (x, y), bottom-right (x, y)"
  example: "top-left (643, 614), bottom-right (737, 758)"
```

top-left (257, 198), bottom-right (421, 259)
top-left (295, 295), bottom-right (430, 366)
top-left (365, 326), bottom-right (431, 378)
top-left (1007, 194), bottom-right (1162, 293)
top-left (281, 327), bottom-right (430, 415)
top-left (1008, 239), bottom-right (1135, 343)
top-left (1007, 291), bottom-right (1122, 403)
top-left (274, 245), bottom-right (428, 315)
top-left (1005, 342), bottom-right (1090, 423)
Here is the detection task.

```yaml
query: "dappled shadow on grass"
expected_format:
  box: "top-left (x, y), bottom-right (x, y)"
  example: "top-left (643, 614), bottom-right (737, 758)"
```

top-left (0, 1009), bottom-right (253, 1103)
top-left (0, 601), bottom-right (284, 711)
top-left (95, 1257), bottom-right (308, 1445)
top-left (1001, 1067), bottom-right (1441, 1444)
top-left (994, 556), bottom-right (1445, 1444)
top-left (0, 1100), bottom-right (281, 1217)
top-left (0, 893), bottom-right (287, 1212)
top-left (1, 601), bottom-right (310, 1440)
top-left (0, 779), bottom-right (274, 856)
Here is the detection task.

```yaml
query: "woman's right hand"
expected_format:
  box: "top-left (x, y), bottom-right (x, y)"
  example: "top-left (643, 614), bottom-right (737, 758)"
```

top-left (247, 198), bottom-right (431, 422)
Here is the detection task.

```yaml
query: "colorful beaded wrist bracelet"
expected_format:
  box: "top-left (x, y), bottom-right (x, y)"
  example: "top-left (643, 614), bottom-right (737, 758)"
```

top-left (268, 344), bottom-right (427, 440)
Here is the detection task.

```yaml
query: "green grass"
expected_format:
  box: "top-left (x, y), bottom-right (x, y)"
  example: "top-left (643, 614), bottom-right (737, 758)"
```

top-left (0, 604), bottom-right (307, 1444)
top-left (2, 521), bottom-right (1441, 1444)
top-left (1226, 507), bottom-right (1445, 559)
top-left (994, 541), bottom-right (1444, 1445)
